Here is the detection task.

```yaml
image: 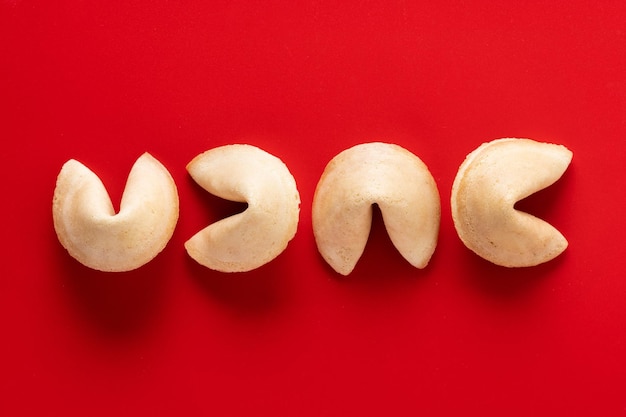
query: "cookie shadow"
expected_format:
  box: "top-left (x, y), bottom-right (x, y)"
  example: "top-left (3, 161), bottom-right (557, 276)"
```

top-left (458, 245), bottom-right (567, 300)
top-left (184, 248), bottom-right (292, 318)
top-left (56, 241), bottom-right (169, 338)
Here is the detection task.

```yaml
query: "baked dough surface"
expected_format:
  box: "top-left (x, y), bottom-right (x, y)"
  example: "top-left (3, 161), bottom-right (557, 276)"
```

top-left (185, 144), bottom-right (300, 272)
top-left (53, 153), bottom-right (179, 272)
top-left (312, 142), bottom-right (440, 275)
top-left (451, 138), bottom-right (573, 267)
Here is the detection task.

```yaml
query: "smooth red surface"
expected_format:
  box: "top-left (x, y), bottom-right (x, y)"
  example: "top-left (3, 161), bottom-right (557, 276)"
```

top-left (2, 1), bottom-right (626, 416)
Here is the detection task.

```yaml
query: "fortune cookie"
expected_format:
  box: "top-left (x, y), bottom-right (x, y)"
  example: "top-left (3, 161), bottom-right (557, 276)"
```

top-left (53, 153), bottom-right (179, 272)
top-left (451, 138), bottom-right (573, 267)
top-left (312, 142), bottom-right (441, 275)
top-left (185, 144), bottom-right (300, 272)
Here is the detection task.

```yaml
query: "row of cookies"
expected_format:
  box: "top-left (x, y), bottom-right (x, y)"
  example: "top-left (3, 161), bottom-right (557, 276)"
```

top-left (52, 139), bottom-right (572, 274)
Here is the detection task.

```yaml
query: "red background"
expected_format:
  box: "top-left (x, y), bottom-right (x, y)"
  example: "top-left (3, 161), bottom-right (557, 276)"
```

top-left (2, 1), bottom-right (625, 416)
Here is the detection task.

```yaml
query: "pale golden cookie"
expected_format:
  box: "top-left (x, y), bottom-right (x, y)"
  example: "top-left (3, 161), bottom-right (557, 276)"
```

top-left (53, 153), bottom-right (179, 272)
top-left (185, 144), bottom-right (300, 272)
top-left (312, 142), bottom-right (441, 275)
top-left (451, 138), bottom-right (573, 267)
